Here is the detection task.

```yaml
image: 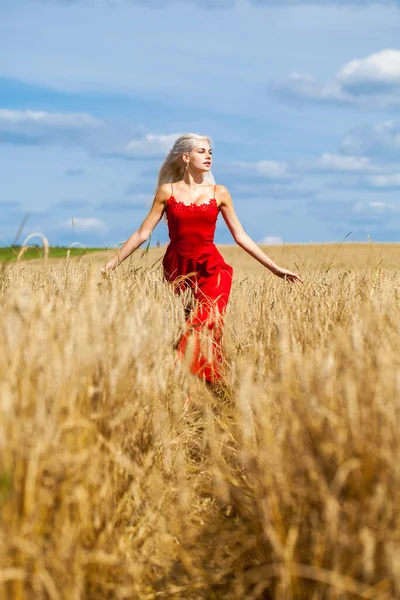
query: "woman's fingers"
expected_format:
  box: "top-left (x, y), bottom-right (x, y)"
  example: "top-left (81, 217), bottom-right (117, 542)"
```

top-left (293, 273), bottom-right (304, 283)
top-left (285, 272), bottom-right (303, 284)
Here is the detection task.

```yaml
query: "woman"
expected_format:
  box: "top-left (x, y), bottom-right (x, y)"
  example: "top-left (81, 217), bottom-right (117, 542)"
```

top-left (101, 133), bottom-right (302, 385)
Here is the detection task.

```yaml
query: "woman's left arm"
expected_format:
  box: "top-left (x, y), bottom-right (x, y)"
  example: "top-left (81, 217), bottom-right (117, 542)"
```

top-left (218, 185), bottom-right (303, 283)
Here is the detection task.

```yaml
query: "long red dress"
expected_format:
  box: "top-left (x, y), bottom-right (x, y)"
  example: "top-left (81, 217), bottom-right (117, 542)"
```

top-left (162, 184), bottom-right (233, 383)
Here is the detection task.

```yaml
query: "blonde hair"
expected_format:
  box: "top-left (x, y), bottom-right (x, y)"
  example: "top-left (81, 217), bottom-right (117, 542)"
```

top-left (156, 133), bottom-right (216, 191)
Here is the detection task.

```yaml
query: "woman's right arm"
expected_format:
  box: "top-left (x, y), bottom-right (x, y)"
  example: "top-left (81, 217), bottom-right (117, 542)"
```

top-left (101, 184), bottom-right (170, 273)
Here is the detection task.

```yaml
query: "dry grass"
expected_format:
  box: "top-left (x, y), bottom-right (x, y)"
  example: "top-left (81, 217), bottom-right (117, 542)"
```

top-left (0, 243), bottom-right (399, 599)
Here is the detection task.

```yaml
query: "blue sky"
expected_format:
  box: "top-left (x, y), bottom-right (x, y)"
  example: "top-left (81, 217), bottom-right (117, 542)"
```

top-left (2, 0), bottom-right (400, 247)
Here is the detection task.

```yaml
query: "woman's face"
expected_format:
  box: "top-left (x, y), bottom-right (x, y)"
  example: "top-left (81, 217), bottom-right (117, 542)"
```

top-left (186, 141), bottom-right (212, 173)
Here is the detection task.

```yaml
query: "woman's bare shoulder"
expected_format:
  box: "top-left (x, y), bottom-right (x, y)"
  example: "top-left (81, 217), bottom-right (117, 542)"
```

top-left (156, 183), bottom-right (173, 199)
top-left (215, 184), bottom-right (232, 200)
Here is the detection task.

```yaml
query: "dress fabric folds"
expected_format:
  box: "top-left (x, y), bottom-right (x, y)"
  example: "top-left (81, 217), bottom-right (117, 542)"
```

top-left (162, 192), bottom-right (233, 383)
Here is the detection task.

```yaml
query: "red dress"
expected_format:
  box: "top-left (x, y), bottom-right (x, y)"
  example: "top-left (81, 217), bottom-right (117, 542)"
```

top-left (163, 184), bottom-right (233, 383)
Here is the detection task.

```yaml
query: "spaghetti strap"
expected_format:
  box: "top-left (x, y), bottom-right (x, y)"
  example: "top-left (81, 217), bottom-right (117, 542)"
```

top-left (213, 184), bottom-right (216, 199)
top-left (171, 182), bottom-right (174, 197)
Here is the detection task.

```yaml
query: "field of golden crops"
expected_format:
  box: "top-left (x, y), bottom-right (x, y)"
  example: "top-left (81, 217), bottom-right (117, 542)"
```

top-left (1, 242), bottom-right (399, 599)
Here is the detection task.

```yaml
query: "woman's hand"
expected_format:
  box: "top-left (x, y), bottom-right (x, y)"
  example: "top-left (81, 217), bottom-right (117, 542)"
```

top-left (274, 267), bottom-right (303, 284)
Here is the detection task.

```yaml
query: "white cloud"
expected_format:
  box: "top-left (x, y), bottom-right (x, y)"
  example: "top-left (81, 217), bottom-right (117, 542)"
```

top-left (260, 236), bottom-right (284, 245)
top-left (369, 201), bottom-right (396, 208)
top-left (341, 121), bottom-right (400, 159)
top-left (365, 174), bottom-right (400, 188)
top-left (230, 160), bottom-right (295, 180)
top-left (64, 217), bottom-right (108, 232)
top-left (0, 108), bottom-right (104, 147)
top-left (232, 152), bottom-right (394, 189)
top-left (270, 72), bottom-right (350, 105)
top-left (112, 133), bottom-right (180, 158)
top-left (0, 108), bottom-right (178, 159)
top-left (99, 195), bottom-right (150, 211)
top-left (337, 50), bottom-right (400, 92)
top-left (306, 197), bottom-right (400, 240)
top-left (299, 149), bottom-right (400, 192)
top-left (271, 50), bottom-right (400, 108)
top-left (0, 109), bottom-right (100, 130)
top-left (315, 153), bottom-right (375, 173)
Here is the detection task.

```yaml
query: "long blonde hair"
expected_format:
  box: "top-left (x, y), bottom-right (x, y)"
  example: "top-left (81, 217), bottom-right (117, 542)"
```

top-left (156, 133), bottom-right (216, 191)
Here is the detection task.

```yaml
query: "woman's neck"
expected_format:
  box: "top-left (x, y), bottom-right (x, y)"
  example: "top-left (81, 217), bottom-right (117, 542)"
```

top-left (182, 171), bottom-right (205, 187)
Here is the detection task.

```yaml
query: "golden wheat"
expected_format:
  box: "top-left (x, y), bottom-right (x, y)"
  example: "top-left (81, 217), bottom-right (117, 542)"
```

top-left (0, 243), bottom-right (399, 599)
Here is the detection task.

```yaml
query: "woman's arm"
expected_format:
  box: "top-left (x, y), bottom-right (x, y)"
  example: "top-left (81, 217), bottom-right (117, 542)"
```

top-left (218, 185), bottom-right (303, 283)
top-left (101, 184), bottom-right (170, 273)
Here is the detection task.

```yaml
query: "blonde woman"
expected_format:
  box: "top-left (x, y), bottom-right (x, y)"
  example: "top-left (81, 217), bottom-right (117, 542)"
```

top-left (102, 134), bottom-right (302, 385)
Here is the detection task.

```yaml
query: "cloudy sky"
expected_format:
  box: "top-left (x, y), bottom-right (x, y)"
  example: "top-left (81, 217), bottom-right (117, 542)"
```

top-left (2, 0), bottom-right (400, 247)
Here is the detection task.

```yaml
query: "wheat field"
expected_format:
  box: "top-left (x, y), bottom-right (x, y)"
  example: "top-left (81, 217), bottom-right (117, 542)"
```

top-left (0, 242), bottom-right (399, 599)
